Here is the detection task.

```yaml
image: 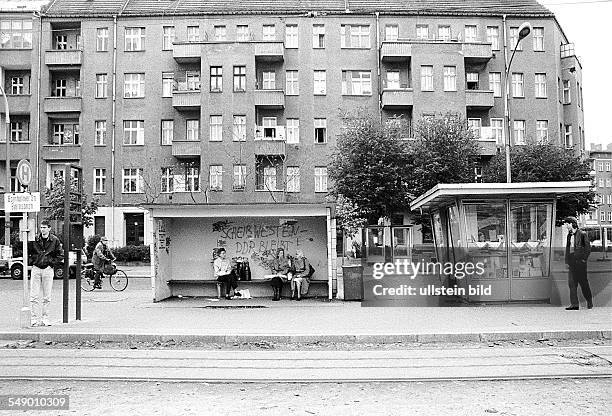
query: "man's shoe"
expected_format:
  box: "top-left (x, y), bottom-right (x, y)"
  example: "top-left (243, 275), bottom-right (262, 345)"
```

top-left (225, 295), bottom-right (232, 300)
top-left (565, 305), bottom-right (579, 310)
top-left (587, 302), bottom-right (594, 309)
top-left (234, 291), bottom-right (242, 297)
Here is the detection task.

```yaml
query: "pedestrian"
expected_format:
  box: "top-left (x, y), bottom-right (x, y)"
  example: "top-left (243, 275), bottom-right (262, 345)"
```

top-left (214, 248), bottom-right (240, 300)
top-left (290, 250), bottom-right (311, 301)
top-left (270, 248), bottom-right (292, 301)
top-left (28, 220), bottom-right (64, 327)
top-left (92, 236), bottom-right (116, 289)
top-left (563, 216), bottom-right (593, 310)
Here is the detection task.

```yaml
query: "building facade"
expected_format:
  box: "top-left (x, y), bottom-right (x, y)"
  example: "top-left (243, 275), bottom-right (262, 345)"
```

top-left (582, 143), bottom-right (612, 244)
top-left (1, 0), bottom-right (586, 298)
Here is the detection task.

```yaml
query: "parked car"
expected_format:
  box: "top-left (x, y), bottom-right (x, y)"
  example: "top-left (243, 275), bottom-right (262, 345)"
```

top-left (591, 239), bottom-right (612, 252)
top-left (8, 251), bottom-right (85, 280)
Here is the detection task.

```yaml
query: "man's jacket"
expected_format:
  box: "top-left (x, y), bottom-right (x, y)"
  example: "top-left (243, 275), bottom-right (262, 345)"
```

top-left (565, 228), bottom-right (591, 264)
top-left (28, 233), bottom-right (64, 269)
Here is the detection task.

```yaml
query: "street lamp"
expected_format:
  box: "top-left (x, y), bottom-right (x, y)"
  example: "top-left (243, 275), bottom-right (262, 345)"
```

top-left (504, 22), bottom-right (532, 183)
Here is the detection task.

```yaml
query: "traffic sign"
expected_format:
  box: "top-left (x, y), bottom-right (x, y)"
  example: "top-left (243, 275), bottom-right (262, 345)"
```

top-left (16, 159), bottom-right (33, 187)
top-left (4, 192), bottom-right (40, 213)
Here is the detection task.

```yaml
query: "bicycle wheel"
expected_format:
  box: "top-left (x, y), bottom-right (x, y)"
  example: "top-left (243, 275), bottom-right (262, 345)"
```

top-left (81, 270), bottom-right (96, 292)
top-left (109, 270), bottom-right (128, 292)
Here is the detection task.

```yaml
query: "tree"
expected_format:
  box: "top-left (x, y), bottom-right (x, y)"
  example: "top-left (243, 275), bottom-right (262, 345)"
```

top-left (44, 176), bottom-right (99, 227)
top-left (482, 141), bottom-right (596, 221)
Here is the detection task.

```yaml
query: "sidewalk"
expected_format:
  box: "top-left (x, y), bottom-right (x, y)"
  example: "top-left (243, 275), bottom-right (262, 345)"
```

top-left (0, 279), bottom-right (610, 344)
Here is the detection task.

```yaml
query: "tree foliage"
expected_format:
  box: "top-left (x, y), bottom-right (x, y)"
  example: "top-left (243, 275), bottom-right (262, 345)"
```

top-left (482, 142), bottom-right (596, 221)
top-left (43, 176), bottom-right (99, 227)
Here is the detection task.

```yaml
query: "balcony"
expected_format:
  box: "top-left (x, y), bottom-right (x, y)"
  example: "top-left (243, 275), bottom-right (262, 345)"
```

top-left (41, 144), bottom-right (82, 160)
top-left (172, 90), bottom-right (200, 110)
top-left (380, 41), bottom-right (412, 61)
top-left (6, 95), bottom-right (31, 114)
top-left (473, 127), bottom-right (499, 157)
top-left (462, 43), bottom-right (493, 61)
top-left (254, 42), bottom-right (285, 62)
top-left (381, 89), bottom-right (414, 108)
top-left (0, 142), bottom-right (31, 160)
top-left (43, 96), bottom-right (82, 113)
top-left (254, 140), bottom-right (286, 157)
top-left (45, 50), bottom-right (83, 66)
top-left (173, 42), bottom-right (202, 63)
top-left (254, 89), bottom-right (285, 109)
top-left (465, 90), bottom-right (494, 108)
top-left (172, 140), bottom-right (201, 158)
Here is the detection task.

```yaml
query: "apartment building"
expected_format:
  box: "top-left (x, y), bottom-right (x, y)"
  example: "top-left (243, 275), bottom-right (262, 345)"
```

top-left (583, 143), bottom-right (612, 236)
top-left (1, 0), bottom-right (585, 298)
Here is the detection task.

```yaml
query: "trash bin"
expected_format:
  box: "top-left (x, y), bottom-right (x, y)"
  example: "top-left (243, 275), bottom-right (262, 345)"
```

top-left (342, 264), bottom-right (364, 301)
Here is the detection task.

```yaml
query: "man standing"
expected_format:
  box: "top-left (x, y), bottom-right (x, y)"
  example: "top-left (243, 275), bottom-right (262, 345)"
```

top-left (564, 216), bottom-right (593, 310)
top-left (92, 236), bottom-right (115, 289)
top-left (29, 220), bottom-right (63, 326)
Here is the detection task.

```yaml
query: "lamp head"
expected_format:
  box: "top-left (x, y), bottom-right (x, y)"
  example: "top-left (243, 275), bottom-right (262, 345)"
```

top-left (518, 22), bottom-right (532, 41)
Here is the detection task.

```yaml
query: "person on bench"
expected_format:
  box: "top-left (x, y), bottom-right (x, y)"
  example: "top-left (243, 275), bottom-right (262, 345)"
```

top-left (270, 248), bottom-right (292, 301)
top-left (214, 248), bottom-right (240, 300)
top-left (291, 250), bottom-right (311, 301)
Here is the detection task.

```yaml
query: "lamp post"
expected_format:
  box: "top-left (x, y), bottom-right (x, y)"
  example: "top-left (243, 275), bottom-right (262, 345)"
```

top-left (503, 22), bottom-right (532, 183)
top-left (0, 85), bottom-right (10, 246)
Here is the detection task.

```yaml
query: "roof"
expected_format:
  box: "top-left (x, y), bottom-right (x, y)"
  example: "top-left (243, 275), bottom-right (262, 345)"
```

top-left (410, 181), bottom-right (592, 212)
top-left (42, 0), bottom-right (553, 17)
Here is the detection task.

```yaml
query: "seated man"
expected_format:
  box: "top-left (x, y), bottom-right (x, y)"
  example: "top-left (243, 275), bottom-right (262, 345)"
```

top-left (92, 236), bottom-right (116, 289)
top-left (290, 250), bottom-right (311, 301)
top-left (214, 248), bottom-right (240, 300)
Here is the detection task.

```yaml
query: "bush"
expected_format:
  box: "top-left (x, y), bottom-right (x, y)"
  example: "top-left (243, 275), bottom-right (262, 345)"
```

top-left (85, 235), bottom-right (102, 262)
top-left (111, 245), bottom-right (150, 263)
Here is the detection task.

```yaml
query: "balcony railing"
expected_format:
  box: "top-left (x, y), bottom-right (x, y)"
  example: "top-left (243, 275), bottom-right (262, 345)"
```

top-left (173, 42), bottom-right (202, 62)
top-left (172, 88), bottom-right (200, 109)
top-left (462, 43), bottom-right (493, 60)
top-left (254, 42), bottom-right (285, 61)
top-left (41, 144), bottom-right (82, 160)
top-left (254, 126), bottom-right (286, 156)
top-left (381, 88), bottom-right (414, 108)
top-left (45, 50), bottom-right (83, 66)
top-left (6, 95), bottom-right (31, 114)
top-left (465, 90), bottom-right (494, 108)
top-left (172, 140), bottom-right (201, 157)
top-left (254, 89), bottom-right (285, 108)
top-left (43, 96), bottom-right (82, 113)
top-left (380, 41), bottom-right (412, 61)
top-left (0, 141), bottom-right (30, 160)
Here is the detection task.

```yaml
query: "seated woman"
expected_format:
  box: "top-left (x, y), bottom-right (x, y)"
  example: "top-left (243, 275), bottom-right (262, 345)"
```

top-left (213, 248), bottom-right (240, 300)
top-left (291, 250), bottom-right (311, 301)
top-left (270, 248), bottom-right (292, 301)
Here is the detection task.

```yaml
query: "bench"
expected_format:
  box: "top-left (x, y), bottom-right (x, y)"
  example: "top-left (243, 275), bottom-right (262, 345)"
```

top-left (166, 278), bottom-right (328, 298)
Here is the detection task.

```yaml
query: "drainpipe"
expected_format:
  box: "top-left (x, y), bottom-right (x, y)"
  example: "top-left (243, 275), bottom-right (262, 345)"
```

top-left (502, 14), bottom-right (511, 183)
top-left (110, 15), bottom-right (118, 244)
top-left (35, 11), bottom-right (43, 196)
top-left (375, 12), bottom-right (382, 122)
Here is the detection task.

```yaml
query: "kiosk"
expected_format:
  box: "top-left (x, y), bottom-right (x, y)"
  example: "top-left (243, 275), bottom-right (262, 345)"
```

top-left (410, 181), bottom-right (591, 303)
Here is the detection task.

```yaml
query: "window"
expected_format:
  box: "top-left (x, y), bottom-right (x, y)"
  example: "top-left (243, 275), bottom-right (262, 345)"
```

top-left (95, 74), bottom-right (107, 98)
top-left (313, 24), bottom-right (325, 48)
top-left (186, 119), bottom-right (200, 141)
top-left (237, 25), bottom-right (250, 41)
top-left (340, 24), bottom-right (370, 48)
top-left (488, 72), bottom-right (501, 97)
top-left (161, 167), bottom-right (174, 193)
top-left (533, 27), bottom-right (544, 51)
top-left (416, 24), bottom-right (429, 40)
top-left (491, 118), bottom-right (504, 145)
top-left (468, 118), bottom-right (481, 138)
top-left (233, 66), bottom-right (246, 92)
top-left (209, 165), bottom-right (223, 191)
top-left (385, 25), bottom-right (399, 41)
top-left (443, 66), bottom-right (457, 91)
top-left (564, 125), bottom-right (573, 147)
top-left (608, 194), bottom-right (612, 204)
top-left (124, 73), bottom-right (145, 98)
top-left (342, 70), bottom-right (372, 95)
top-left (513, 120), bottom-right (526, 145)
top-left (162, 26), bottom-right (175, 50)
top-left (186, 71), bottom-right (200, 90)
top-left (93, 168), bottom-right (106, 194)
top-left (512, 73), bottom-right (524, 97)
top-left (233, 165), bottom-right (246, 190)
top-left (54, 79), bottom-right (67, 97)
top-left (187, 26), bottom-right (200, 42)
top-left (286, 70), bottom-right (299, 95)
top-left (263, 24), bottom-right (276, 41)
top-left (386, 71), bottom-right (400, 89)
top-left (606, 162), bottom-right (611, 172)
top-left (314, 70), bottom-right (326, 95)
top-left (261, 117), bottom-right (277, 139)
top-left (95, 120), bottom-right (106, 145)
top-left (123, 120), bottom-right (145, 145)
top-left (94, 28), bottom-right (108, 52)
top-left (607, 179), bottom-right (612, 188)
top-left (55, 35), bottom-right (67, 50)
top-left (210, 66), bottom-right (222, 92)
top-left (209, 115), bottom-right (223, 141)
top-left (286, 167), bottom-right (300, 192)
top-left (535, 73), bottom-right (547, 98)
top-left (185, 166), bottom-right (200, 192)
top-left (599, 179), bottom-right (604, 188)
top-left (161, 120), bottom-right (173, 145)
top-left (563, 80), bottom-right (571, 103)
top-left (122, 168), bottom-right (143, 193)
top-left (314, 118), bottom-right (327, 143)
top-left (609, 212), bottom-right (612, 222)
top-left (262, 71), bottom-right (276, 89)
top-left (233, 116), bottom-right (246, 142)
top-left (466, 72), bottom-right (479, 90)
top-left (52, 124), bottom-right (65, 144)
top-left (536, 120), bottom-right (548, 141)
top-left (0, 19), bottom-right (33, 49)
top-left (125, 27), bottom-right (145, 51)
top-left (10, 77), bottom-right (24, 95)
top-left (162, 72), bottom-right (174, 97)
top-left (286, 119), bottom-right (300, 144)
top-left (486, 26), bottom-right (499, 50)
top-left (464, 25), bottom-right (477, 43)
top-left (214, 25), bottom-right (226, 41)
top-left (262, 166), bottom-right (277, 191)
top-left (9, 121), bottom-right (24, 142)
top-left (597, 162), bottom-right (604, 172)
top-left (438, 25), bottom-right (451, 41)
top-left (285, 24), bottom-right (298, 48)
top-left (509, 27), bottom-right (522, 51)
top-left (73, 124), bottom-right (80, 145)
top-left (421, 66), bottom-right (433, 91)
top-left (314, 167), bottom-right (328, 192)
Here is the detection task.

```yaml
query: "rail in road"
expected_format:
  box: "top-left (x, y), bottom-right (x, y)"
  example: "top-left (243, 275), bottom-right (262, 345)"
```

top-left (0, 346), bottom-right (610, 383)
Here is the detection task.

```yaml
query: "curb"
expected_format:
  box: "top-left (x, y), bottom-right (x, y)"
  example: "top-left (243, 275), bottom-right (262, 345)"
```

top-left (0, 330), bottom-right (610, 344)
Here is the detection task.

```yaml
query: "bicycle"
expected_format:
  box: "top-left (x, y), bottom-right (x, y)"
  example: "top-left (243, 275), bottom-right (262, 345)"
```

top-left (80, 263), bottom-right (128, 292)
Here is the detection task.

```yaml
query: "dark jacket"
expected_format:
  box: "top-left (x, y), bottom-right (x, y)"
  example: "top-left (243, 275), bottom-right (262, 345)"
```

top-left (28, 233), bottom-right (64, 269)
top-left (565, 228), bottom-right (591, 264)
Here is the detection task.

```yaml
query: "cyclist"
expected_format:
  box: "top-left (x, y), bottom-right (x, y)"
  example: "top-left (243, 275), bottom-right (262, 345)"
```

top-left (92, 236), bottom-right (115, 289)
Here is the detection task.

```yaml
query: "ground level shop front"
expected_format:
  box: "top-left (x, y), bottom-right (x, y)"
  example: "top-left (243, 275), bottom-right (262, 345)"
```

top-left (148, 204), bottom-right (336, 301)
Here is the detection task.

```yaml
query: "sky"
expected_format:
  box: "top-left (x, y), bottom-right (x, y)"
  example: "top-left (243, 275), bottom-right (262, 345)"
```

top-left (541, 0), bottom-right (612, 148)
